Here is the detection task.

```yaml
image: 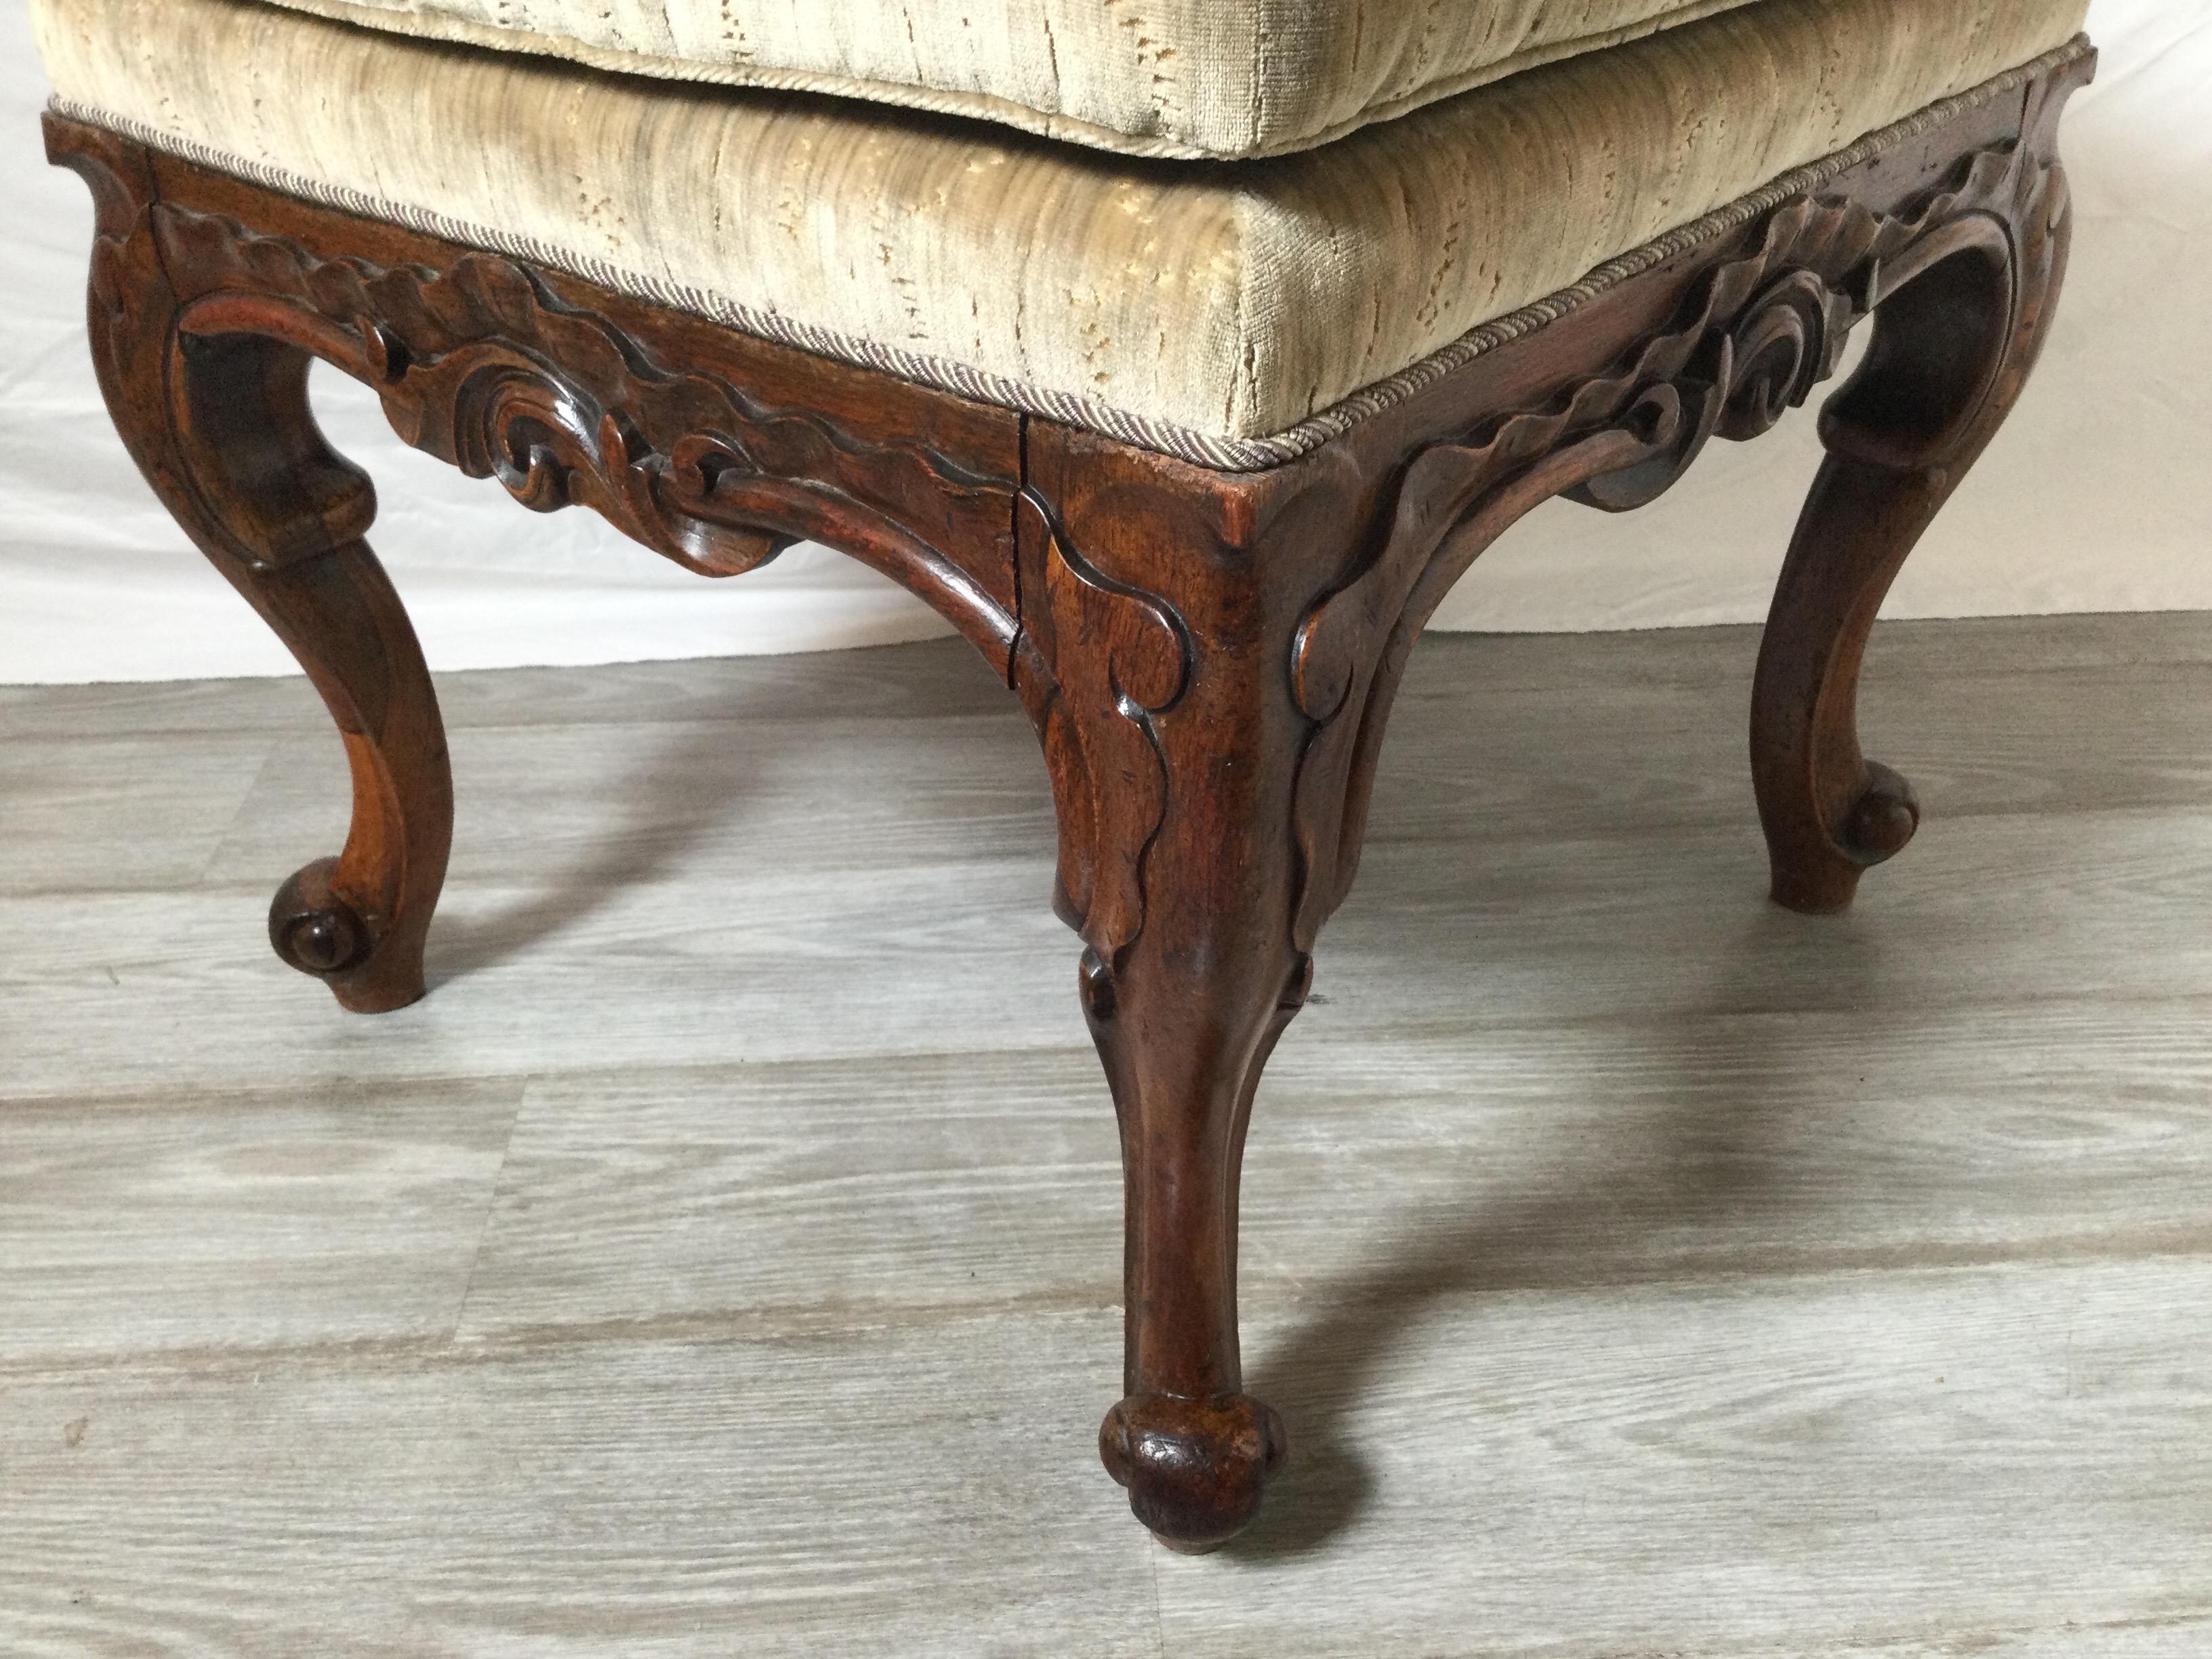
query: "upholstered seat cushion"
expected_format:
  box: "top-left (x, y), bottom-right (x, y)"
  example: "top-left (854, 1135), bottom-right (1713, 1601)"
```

top-left (34, 0), bottom-right (2087, 467)
top-left (249, 0), bottom-right (1779, 161)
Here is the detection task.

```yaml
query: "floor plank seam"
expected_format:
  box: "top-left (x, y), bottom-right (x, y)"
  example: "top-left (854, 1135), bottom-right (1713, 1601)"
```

top-left (446, 1082), bottom-right (530, 1343)
top-left (185, 733), bottom-right (288, 890)
top-left (24, 1232), bottom-right (2212, 1385)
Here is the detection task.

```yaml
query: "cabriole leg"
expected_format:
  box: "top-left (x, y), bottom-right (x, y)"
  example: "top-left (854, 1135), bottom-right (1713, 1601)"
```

top-left (1752, 118), bottom-right (2076, 915)
top-left (54, 125), bottom-right (452, 1011)
top-left (1016, 438), bottom-right (1374, 1550)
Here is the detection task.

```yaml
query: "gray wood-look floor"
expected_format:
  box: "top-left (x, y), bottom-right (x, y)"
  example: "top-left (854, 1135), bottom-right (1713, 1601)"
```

top-left (4, 613), bottom-right (2212, 1657)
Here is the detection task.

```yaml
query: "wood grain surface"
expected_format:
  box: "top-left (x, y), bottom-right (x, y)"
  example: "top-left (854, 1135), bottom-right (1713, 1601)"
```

top-left (3, 615), bottom-right (2210, 1652)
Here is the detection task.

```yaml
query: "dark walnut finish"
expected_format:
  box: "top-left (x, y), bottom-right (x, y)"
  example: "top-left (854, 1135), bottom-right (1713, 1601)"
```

top-left (46, 52), bottom-right (2088, 1551)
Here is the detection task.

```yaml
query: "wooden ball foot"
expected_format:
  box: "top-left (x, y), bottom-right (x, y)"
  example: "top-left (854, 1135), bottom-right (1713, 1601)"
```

top-left (268, 857), bottom-right (424, 1013)
top-left (1769, 760), bottom-right (1921, 916)
top-left (1100, 1392), bottom-right (1287, 1551)
top-left (1842, 760), bottom-right (1921, 864)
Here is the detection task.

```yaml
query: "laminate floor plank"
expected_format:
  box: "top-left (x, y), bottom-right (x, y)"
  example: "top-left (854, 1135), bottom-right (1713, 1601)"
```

top-left (1183, 1258), bottom-right (2212, 1657)
top-left (1324, 805), bottom-right (2212, 1024)
top-left (218, 712), bottom-right (1056, 888)
top-left (0, 1312), bottom-right (1157, 1659)
top-left (0, 731), bottom-right (277, 893)
top-left (0, 859), bottom-right (1073, 1099)
top-left (0, 1076), bottom-right (522, 1367)
top-left (452, 1050), bottom-right (1124, 1344)
top-left (2, 615), bottom-right (2209, 1654)
top-left (7, 802), bottom-right (2212, 1096)
top-left (1368, 668), bottom-right (2212, 848)
top-left (449, 1000), bottom-right (2212, 1347)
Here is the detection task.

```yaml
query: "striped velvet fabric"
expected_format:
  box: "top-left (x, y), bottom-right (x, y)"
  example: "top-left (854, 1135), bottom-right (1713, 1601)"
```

top-left (253, 0), bottom-right (1777, 160)
top-left (32, 0), bottom-right (2089, 465)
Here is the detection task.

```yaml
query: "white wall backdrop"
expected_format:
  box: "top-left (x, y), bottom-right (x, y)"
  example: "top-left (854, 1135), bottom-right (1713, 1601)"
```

top-left (0, 0), bottom-right (2203, 684)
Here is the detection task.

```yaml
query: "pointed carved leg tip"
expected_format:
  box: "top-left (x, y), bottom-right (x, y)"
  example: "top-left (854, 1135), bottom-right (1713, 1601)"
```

top-left (1768, 762), bottom-right (1921, 916)
top-left (268, 857), bottom-right (424, 1013)
top-left (1100, 1392), bottom-right (1288, 1551)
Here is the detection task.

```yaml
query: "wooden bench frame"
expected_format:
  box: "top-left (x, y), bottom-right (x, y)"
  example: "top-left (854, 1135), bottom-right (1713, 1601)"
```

top-left (45, 45), bottom-right (2090, 1549)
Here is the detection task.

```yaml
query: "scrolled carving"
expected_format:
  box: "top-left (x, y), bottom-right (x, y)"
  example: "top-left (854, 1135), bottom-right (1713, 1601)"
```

top-left (1287, 117), bottom-right (2082, 947)
top-left (1719, 268), bottom-right (1853, 442)
top-left (146, 204), bottom-right (1021, 656)
top-left (1567, 344), bottom-right (1734, 513)
top-left (1841, 762), bottom-right (1923, 864)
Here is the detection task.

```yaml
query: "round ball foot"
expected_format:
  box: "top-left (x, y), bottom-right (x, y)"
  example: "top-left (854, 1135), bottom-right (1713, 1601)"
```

top-left (1842, 760), bottom-right (1921, 864)
top-left (1769, 761), bottom-right (1920, 916)
top-left (267, 857), bottom-right (424, 1013)
top-left (1100, 1392), bottom-right (1286, 1551)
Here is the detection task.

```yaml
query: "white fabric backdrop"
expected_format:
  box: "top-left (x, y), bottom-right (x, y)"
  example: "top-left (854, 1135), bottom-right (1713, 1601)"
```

top-left (0, 0), bottom-right (2203, 684)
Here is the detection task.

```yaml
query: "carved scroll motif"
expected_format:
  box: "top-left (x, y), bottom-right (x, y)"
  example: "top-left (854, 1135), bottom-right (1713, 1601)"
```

top-left (144, 204), bottom-right (1025, 660)
top-left (1286, 131), bottom-right (2071, 947)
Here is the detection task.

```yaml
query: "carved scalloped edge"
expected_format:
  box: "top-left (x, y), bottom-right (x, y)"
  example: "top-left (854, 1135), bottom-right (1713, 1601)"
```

top-left (1290, 151), bottom-right (2014, 720)
top-left (152, 203), bottom-right (1012, 499)
top-left (145, 200), bottom-right (1025, 649)
top-left (1283, 124), bottom-right (2068, 949)
top-left (131, 190), bottom-right (1046, 689)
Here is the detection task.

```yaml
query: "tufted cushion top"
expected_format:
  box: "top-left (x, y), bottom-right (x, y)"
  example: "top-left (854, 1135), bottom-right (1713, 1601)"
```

top-left (35, 0), bottom-right (2089, 466)
top-left (248, 0), bottom-right (1778, 160)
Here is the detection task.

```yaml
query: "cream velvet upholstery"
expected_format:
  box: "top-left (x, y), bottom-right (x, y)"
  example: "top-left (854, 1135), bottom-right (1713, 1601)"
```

top-left (33, 0), bottom-right (2089, 467)
top-left (254, 0), bottom-right (1777, 161)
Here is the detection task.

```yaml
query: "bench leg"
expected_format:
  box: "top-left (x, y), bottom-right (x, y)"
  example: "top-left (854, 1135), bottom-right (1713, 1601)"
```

top-left (56, 129), bottom-right (452, 1012)
top-left (1752, 100), bottom-right (2076, 916)
top-left (1015, 434), bottom-right (1392, 1551)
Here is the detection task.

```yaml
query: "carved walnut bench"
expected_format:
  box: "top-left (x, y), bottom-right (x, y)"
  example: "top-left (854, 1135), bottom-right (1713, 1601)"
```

top-left (34, 0), bottom-right (2091, 1550)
